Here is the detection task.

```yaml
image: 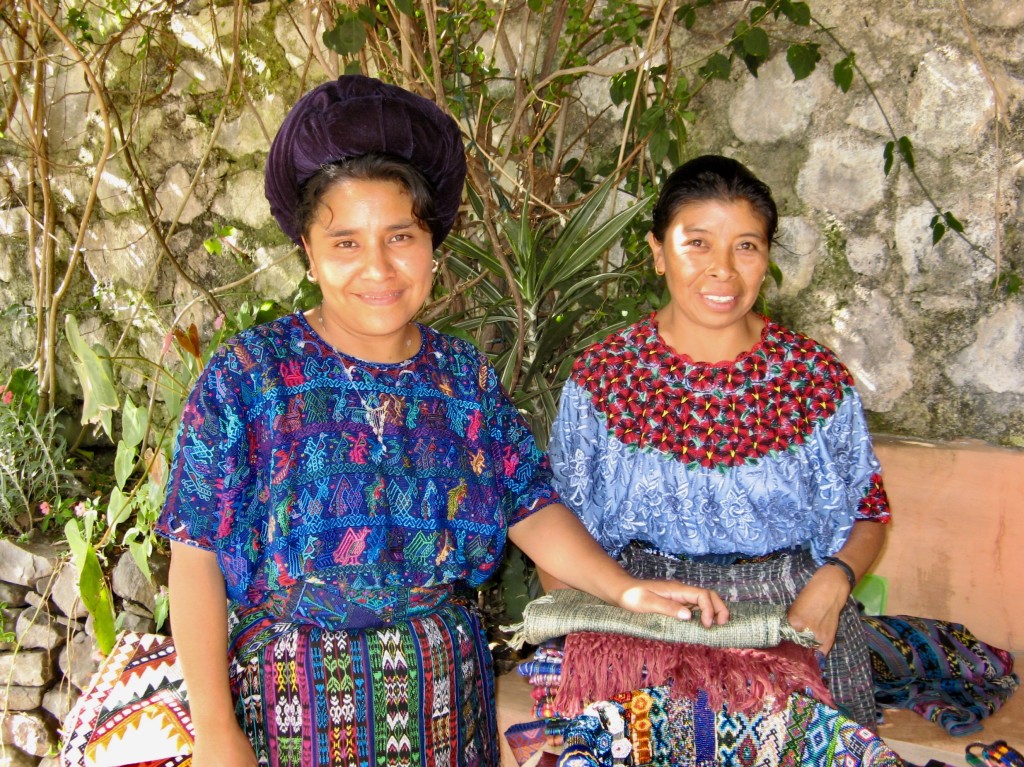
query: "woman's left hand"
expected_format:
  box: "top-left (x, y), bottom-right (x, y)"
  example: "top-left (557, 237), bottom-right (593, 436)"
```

top-left (786, 566), bottom-right (851, 654)
top-left (616, 579), bottom-right (730, 627)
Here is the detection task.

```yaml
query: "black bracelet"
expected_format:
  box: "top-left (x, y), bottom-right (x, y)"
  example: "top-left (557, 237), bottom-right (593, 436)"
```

top-left (823, 556), bottom-right (857, 591)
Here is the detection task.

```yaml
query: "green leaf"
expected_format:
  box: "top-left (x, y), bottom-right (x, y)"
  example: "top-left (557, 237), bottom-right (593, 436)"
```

top-left (994, 271), bottom-right (1021, 295)
top-left (637, 104), bottom-right (666, 134)
top-left (527, 0), bottom-right (544, 12)
top-left (394, 0), bottom-right (415, 16)
top-left (538, 178), bottom-right (646, 288)
top-left (609, 71), bottom-right (637, 106)
top-left (121, 395), bottom-right (147, 448)
top-left (114, 441), bottom-right (136, 491)
top-left (78, 546), bottom-right (117, 654)
top-left (677, 4), bottom-right (697, 28)
top-left (883, 141), bottom-right (895, 175)
top-left (699, 52), bottom-right (732, 81)
top-left (322, 17), bottom-right (366, 56)
top-left (65, 520), bottom-right (88, 565)
top-left (107, 487), bottom-right (131, 529)
top-left (742, 54), bottom-right (764, 78)
top-left (649, 130), bottom-right (670, 165)
top-left (154, 589), bottom-right (170, 631)
top-left (897, 135), bottom-right (915, 170)
top-left (833, 54), bottom-right (855, 93)
top-left (743, 27), bottom-right (770, 58)
top-left (767, 260), bottom-right (784, 287)
top-left (944, 211), bottom-right (965, 233)
top-left (931, 220), bottom-right (946, 244)
top-left (65, 315), bottom-right (119, 438)
top-left (497, 546), bottom-right (534, 622)
top-left (129, 540), bottom-right (153, 583)
top-left (731, 21), bottom-right (750, 56)
top-left (353, 5), bottom-right (375, 25)
top-left (786, 43), bottom-right (821, 81)
top-left (202, 236), bottom-right (222, 255)
top-left (750, 5), bottom-right (770, 24)
top-left (781, 0), bottom-right (812, 25)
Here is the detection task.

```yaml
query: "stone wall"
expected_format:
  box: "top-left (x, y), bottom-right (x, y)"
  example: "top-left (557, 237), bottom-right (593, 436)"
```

top-left (0, 540), bottom-right (168, 766)
top-left (705, 1), bottom-right (1024, 445)
top-left (0, 1), bottom-right (1021, 449)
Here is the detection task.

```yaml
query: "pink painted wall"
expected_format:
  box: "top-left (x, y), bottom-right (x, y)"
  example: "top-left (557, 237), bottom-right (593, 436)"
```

top-left (871, 436), bottom-right (1024, 652)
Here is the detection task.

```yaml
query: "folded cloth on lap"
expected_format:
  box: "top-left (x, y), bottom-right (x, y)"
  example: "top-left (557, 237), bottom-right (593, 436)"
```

top-left (508, 588), bottom-right (818, 649)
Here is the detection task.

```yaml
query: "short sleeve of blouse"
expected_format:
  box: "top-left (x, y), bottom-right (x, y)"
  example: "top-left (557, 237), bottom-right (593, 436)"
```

top-left (827, 387), bottom-right (892, 524)
top-left (156, 347), bottom-right (252, 550)
top-left (478, 355), bottom-right (560, 527)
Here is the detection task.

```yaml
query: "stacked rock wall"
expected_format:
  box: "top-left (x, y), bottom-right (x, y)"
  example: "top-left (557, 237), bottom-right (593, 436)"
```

top-left (0, 540), bottom-right (168, 766)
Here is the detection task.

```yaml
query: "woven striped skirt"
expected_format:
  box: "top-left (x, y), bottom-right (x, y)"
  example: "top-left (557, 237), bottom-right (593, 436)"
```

top-left (619, 543), bottom-right (877, 727)
top-left (228, 602), bottom-right (499, 767)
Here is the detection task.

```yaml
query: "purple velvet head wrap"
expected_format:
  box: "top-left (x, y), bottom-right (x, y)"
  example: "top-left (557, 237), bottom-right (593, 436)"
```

top-left (265, 75), bottom-right (466, 248)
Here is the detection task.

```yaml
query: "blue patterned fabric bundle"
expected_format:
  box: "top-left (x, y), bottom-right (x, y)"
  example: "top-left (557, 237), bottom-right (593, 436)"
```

top-left (863, 615), bottom-right (1019, 735)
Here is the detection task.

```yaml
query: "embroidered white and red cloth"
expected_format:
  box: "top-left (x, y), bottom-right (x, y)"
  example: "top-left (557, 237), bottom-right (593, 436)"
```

top-left (61, 632), bottom-right (193, 767)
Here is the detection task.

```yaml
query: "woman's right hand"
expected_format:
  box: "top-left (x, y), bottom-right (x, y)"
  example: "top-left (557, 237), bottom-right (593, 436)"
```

top-left (617, 578), bottom-right (730, 627)
top-left (191, 723), bottom-right (258, 767)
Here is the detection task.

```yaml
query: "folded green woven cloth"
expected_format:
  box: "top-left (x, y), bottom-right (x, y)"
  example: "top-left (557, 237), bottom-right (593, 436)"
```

top-left (507, 589), bottom-right (818, 649)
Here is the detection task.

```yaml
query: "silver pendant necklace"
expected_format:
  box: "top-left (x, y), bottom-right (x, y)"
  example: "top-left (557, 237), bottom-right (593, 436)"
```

top-left (317, 306), bottom-right (400, 457)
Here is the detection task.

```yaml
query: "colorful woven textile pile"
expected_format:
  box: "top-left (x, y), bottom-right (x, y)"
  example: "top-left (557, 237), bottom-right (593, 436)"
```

top-left (511, 632), bottom-right (884, 767)
top-left (555, 685), bottom-right (901, 767)
top-left (863, 615), bottom-right (1019, 736)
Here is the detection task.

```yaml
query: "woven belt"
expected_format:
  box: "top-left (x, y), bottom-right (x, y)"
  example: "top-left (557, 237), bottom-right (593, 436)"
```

top-left (629, 540), bottom-right (805, 566)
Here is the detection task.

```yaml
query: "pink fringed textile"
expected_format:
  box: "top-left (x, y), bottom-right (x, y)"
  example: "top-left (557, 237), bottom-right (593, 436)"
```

top-left (553, 631), bottom-right (833, 717)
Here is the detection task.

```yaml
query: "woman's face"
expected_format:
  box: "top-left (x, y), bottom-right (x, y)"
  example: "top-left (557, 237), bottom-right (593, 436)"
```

top-left (648, 198), bottom-right (770, 336)
top-left (302, 178), bottom-right (434, 360)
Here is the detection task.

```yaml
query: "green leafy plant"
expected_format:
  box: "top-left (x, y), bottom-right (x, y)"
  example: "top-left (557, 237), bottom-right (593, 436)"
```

top-left (439, 177), bottom-right (648, 444)
top-left (0, 370), bottom-right (77, 534)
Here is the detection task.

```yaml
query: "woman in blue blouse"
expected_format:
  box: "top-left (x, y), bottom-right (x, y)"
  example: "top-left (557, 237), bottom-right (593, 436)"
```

top-left (157, 77), bottom-right (728, 767)
top-left (546, 155), bottom-right (891, 725)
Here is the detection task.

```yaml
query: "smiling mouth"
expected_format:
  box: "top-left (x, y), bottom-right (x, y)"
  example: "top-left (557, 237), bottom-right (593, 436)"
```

top-left (703, 294), bottom-right (736, 304)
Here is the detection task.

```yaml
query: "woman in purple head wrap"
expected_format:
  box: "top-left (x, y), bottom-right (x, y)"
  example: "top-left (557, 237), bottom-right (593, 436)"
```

top-left (157, 76), bottom-right (727, 767)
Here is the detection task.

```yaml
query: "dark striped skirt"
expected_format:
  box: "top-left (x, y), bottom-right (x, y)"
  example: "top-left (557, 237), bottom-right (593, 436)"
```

top-left (619, 542), bottom-right (877, 727)
top-left (228, 602), bottom-right (498, 767)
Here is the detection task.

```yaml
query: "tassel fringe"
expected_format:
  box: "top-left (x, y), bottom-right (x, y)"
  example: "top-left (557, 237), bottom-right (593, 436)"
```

top-left (553, 632), bottom-right (833, 717)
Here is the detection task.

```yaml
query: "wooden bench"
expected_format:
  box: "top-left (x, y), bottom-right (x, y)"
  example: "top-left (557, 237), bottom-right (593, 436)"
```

top-left (870, 437), bottom-right (1023, 766)
top-left (495, 436), bottom-right (1024, 767)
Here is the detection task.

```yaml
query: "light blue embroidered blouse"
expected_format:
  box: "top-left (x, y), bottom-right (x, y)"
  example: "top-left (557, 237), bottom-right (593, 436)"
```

top-left (548, 315), bottom-right (890, 563)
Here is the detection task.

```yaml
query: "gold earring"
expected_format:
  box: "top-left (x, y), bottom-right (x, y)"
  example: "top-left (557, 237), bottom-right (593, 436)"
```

top-left (654, 266), bottom-right (665, 276)
top-left (306, 269), bottom-right (317, 284)
top-left (431, 259), bottom-right (440, 275)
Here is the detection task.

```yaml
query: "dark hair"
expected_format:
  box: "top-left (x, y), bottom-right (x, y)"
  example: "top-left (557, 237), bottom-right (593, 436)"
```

top-left (650, 155), bottom-right (778, 244)
top-left (294, 153), bottom-right (441, 254)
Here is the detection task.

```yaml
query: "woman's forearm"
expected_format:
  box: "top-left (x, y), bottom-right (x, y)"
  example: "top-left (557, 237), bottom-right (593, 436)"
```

top-left (509, 503), bottom-right (729, 625)
top-left (828, 519), bottom-right (888, 583)
top-left (168, 542), bottom-right (237, 731)
top-left (509, 503), bottom-right (635, 603)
